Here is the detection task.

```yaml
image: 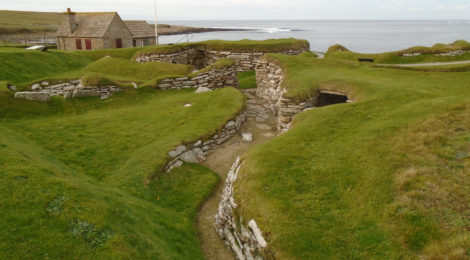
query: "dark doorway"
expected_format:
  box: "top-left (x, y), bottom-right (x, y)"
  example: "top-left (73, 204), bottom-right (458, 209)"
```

top-left (85, 39), bottom-right (92, 50)
top-left (314, 92), bottom-right (348, 107)
top-left (116, 38), bottom-right (122, 48)
top-left (75, 39), bottom-right (82, 50)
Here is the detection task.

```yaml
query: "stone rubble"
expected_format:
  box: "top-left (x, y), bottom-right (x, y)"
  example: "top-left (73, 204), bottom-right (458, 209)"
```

top-left (215, 157), bottom-right (268, 260)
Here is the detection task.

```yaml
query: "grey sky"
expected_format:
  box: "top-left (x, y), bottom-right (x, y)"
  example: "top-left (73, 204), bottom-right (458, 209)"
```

top-left (2, 0), bottom-right (470, 20)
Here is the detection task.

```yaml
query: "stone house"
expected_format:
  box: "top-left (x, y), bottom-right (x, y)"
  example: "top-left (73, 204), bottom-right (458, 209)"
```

top-left (56, 8), bottom-right (155, 50)
top-left (124, 20), bottom-right (156, 47)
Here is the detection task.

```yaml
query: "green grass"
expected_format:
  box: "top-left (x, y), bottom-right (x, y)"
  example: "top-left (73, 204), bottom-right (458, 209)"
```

top-left (0, 49), bottom-right (91, 85)
top-left (0, 48), bottom-right (193, 89)
top-left (0, 10), bottom-right (62, 34)
top-left (0, 87), bottom-right (245, 258)
top-left (325, 40), bottom-right (470, 64)
top-left (133, 38), bottom-right (310, 59)
top-left (237, 71), bottom-right (257, 89)
top-left (0, 81), bottom-right (7, 91)
top-left (235, 54), bottom-right (470, 259)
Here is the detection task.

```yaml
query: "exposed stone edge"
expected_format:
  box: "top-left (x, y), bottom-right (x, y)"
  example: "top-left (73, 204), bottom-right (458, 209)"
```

top-left (215, 157), bottom-right (269, 260)
top-left (164, 109), bottom-right (247, 172)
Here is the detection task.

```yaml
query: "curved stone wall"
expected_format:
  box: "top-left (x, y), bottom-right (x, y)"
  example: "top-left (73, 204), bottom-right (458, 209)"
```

top-left (135, 47), bottom-right (309, 72)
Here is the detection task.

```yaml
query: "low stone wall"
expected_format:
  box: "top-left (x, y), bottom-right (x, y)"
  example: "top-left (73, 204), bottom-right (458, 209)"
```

top-left (14, 80), bottom-right (122, 101)
top-left (135, 47), bottom-right (308, 72)
top-left (158, 65), bottom-right (238, 90)
top-left (215, 157), bottom-right (269, 260)
top-left (434, 50), bottom-right (469, 56)
top-left (135, 48), bottom-right (206, 68)
top-left (165, 111), bottom-right (246, 172)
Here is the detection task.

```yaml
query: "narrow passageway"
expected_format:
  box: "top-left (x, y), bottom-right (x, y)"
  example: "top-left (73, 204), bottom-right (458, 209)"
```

top-left (196, 89), bottom-right (278, 260)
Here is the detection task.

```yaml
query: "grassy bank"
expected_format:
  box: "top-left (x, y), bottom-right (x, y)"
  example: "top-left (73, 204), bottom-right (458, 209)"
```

top-left (325, 40), bottom-right (470, 64)
top-left (0, 87), bottom-right (245, 258)
top-left (0, 10), bottom-right (62, 34)
top-left (236, 53), bottom-right (470, 259)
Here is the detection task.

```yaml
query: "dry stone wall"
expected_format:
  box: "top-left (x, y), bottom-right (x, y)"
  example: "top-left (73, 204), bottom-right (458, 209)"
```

top-left (135, 48), bottom-right (206, 68)
top-left (256, 58), bottom-right (350, 132)
top-left (14, 80), bottom-right (122, 101)
top-left (135, 47), bottom-right (308, 72)
top-left (215, 157), bottom-right (268, 260)
top-left (157, 65), bottom-right (238, 90)
top-left (255, 58), bottom-right (310, 132)
top-left (165, 111), bottom-right (246, 172)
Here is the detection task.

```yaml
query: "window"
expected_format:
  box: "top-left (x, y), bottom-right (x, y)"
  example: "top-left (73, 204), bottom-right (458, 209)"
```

top-left (85, 39), bottom-right (92, 50)
top-left (116, 38), bottom-right (122, 48)
top-left (143, 38), bottom-right (150, 46)
top-left (75, 39), bottom-right (82, 50)
top-left (133, 40), bottom-right (136, 47)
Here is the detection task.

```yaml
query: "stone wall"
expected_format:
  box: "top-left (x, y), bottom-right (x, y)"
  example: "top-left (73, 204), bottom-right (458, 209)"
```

top-left (164, 111), bottom-right (246, 172)
top-left (135, 48), bottom-right (205, 68)
top-left (14, 80), bottom-right (122, 101)
top-left (135, 47), bottom-right (308, 72)
top-left (215, 157), bottom-right (269, 260)
top-left (256, 58), bottom-right (305, 132)
top-left (157, 65), bottom-right (238, 90)
top-left (255, 57), bottom-right (350, 132)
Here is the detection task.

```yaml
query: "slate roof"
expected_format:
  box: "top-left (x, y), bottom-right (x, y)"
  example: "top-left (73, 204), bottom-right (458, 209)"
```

top-left (124, 20), bottom-right (155, 38)
top-left (57, 12), bottom-right (119, 37)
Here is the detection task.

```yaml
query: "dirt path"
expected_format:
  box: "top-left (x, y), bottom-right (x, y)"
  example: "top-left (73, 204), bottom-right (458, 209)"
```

top-left (196, 89), bottom-right (278, 260)
top-left (377, 60), bottom-right (470, 67)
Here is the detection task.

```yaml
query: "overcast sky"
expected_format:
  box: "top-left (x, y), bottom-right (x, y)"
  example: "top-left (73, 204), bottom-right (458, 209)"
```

top-left (2, 0), bottom-right (470, 20)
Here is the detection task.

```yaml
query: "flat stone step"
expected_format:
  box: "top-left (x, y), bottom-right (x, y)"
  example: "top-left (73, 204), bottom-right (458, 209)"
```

top-left (256, 124), bottom-right (272, 130)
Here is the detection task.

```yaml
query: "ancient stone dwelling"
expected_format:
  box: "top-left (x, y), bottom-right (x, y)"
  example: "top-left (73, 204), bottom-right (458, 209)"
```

top-left (56, 8), bottom-right (155, 50)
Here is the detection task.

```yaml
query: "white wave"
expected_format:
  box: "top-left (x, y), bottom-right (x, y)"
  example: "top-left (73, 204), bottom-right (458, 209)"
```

top-left (209, 26), bottom-right (292, 34)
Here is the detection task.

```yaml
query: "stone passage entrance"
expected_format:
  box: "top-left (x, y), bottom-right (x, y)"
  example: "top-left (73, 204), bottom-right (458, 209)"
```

top-left (313, 90), bottom-right (349, 107)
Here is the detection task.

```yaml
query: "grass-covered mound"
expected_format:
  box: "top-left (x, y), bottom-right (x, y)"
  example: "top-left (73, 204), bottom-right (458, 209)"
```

top-left (133, 38), bottom-right (310, 59)
top-left (0, 48), bottom-right (193, 90)
top-left (235, 53), bottom-right (470, 258)
top-left (0, 87), bottom-right (245, 258)
top-left (325, 40), bottom-right (470, 64)
top-left (0, 49), bottom-right (91, 85)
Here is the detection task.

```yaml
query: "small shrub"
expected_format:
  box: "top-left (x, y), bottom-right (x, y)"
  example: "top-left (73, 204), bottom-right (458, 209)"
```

top-left (46, 196), bottom-right (69, 215)
top-left (70, 219), bottom-right (113, 248)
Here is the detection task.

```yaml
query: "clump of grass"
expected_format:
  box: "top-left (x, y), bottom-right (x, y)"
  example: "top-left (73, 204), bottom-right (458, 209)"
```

top-left (69, 219), bottom-right (113, 248)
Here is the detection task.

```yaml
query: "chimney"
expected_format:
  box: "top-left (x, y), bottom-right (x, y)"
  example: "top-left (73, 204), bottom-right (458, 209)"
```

top-left (63, 8), bottom-right (77, 35)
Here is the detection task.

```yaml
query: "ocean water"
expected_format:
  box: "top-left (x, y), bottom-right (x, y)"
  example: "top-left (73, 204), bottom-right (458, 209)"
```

top-left (158, 20), bottom-right (470, 53)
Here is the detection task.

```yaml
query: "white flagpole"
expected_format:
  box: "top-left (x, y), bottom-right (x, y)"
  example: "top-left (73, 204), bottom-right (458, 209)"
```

top-left (154, 0), bottom-right (159, 45)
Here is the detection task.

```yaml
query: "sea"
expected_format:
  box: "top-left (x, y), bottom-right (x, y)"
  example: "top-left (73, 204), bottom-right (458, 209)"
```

top-left (157, 20), bottom-right (470, 53)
